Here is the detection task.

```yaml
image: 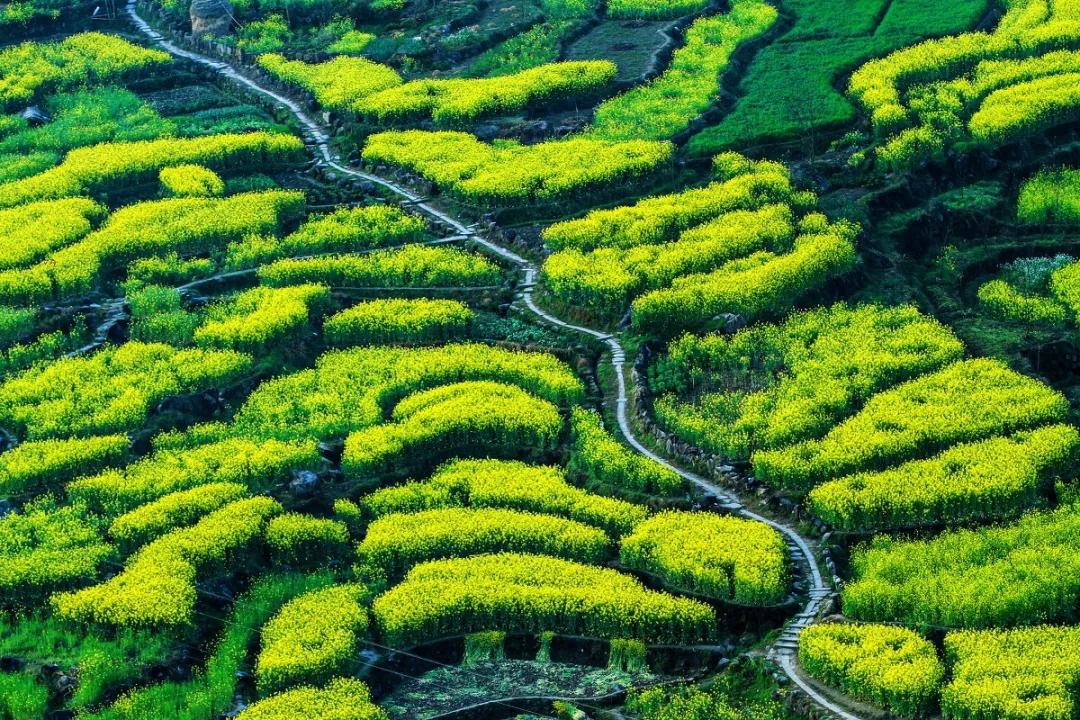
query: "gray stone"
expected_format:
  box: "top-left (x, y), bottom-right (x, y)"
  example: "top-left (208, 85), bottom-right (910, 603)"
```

top-left (19, 106), bottom-right (51, 125)
top-left (474, 124), bottom-right (500, 142)
top-left (0, 656), bottom-right (24, 672)
top-left (289, 469), bottom-right (320, 496)
top-left (190, 0), bottom-right (233, 38)
top-left (715, 312), bottom-right (746, 333)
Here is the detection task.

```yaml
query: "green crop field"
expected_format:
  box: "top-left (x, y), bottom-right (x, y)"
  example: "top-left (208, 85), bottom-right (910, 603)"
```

top-left (0, 0), bottom-right (1078, 718)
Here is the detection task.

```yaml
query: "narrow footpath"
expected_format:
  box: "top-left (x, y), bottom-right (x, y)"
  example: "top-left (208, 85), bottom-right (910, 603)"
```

top-left (123, 6), bottom-right (859, 717)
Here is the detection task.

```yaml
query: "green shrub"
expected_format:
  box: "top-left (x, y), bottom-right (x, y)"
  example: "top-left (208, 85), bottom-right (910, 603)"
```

top-left (361, 131), bottom-right (672, 207)
top-left (807, 425), bottom-right (1078, 531)
top-left (606, 0), bottom-right (710, 19)
top-left (128, 285), bottom-right (201, 346)
top-left (626, 681), bottom-right (787, 720)
top-left (620, 510), bottom-right (788, 604)
top-left (0, 435), bottom-right (128, 496)
top-left (631, 225), bottom-right (858, 336)
top-left (608, 638), bottom-right (648, 672)
top-left (542, 159), bottom-right (793, 252)
top-left (265, 513), bottom-right (350, 567)
top-left (842, 503), bottom-right (1080, 628)
top-left (237, 678), bottom-right (386, 720)
top-left (943, 626), bottom-right (1080, 720)
top-left (0, 87), bottom-right (173, 159)
top-left (0, 329), bottom-right (87, 381)
top-left (0, 133), bottom-right (303, 209)
top-left (361, 458), bottom-right (647, 537)
top-left (194, 284), bottom-right (331, 353)
top-left (0, 497), bottom-right (111, 603)
top-left (752, 359), bottom-right (1069, 493)
top-left (588, 3), bottom-right (777, 140)
top-left (125, 253), bottom-right (215, 290)
top-left (159, 165), bottom-right (225, 198)
top-left (0, 306), bottom-right (34, 349)
top-left (332, 498), bottom-right (363, 536)
top-left (0, 190), bottom-right (303, 306)
top-left (1017, 168), bottom-right (1080, 224)
top-left (255, 584), bottom-right (368, 692)
top-left (0, 197), bottom-right (105, 271)
top-left (969, 74), bottom-right (1080, 147)
top-left (224, 205), bottom-right (424, 269)
top-left (232, 343), bottom-right (584, 441)
top-left (542, 204), bottom-right (795, 318)
top-left (356, 61), bottom-right (616, 128)
top-left (372, 553), bottom-right (715, 646)
top-left (1049, 258), bottom-right (1080, 321)
top-left (324, 298), bottom-right (473, 346)
top-left (467, 21), bottom-right (581, 77)
top-left (68, 436), bottom-right (319, 517)
top-left (258, 53), bottom-right (402, 110)
top-left (977, 279), bottom-right (1070, 326)
top-left (567, 407), bottom-right (684, 495)
top-left (258, 246), bottom-right (499, 289)
top-left (799, 623), bottom-right (943, 718)
top-left (847, 0), bottom-right (1080, 166)
top-left (53, 497), bottom-right (281, 627)
top-left (0, 33), bottom-right (168, 109)
top-left (0, 342), bottom-right (251, 439)
top-left (341, 381), bottom-right (563, 481)
top-left (108, 482), bottom-right (248, 550)
top-left (357, 507), bottom-right (611, 578)
top-left (650, 304), bottom-right (963, 461)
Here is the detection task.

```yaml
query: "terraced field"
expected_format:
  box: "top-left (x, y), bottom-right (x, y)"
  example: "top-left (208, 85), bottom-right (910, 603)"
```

top-left (1, 0), bottom-right (1079, 718)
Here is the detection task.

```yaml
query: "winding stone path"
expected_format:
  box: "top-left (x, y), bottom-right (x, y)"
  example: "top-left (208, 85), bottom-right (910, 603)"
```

top-left (122, 6), bottom-right (857, 716)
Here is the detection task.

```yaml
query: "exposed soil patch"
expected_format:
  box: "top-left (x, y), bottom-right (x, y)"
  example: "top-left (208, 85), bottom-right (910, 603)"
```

top-left (564, 18), bottom-right (678, 83)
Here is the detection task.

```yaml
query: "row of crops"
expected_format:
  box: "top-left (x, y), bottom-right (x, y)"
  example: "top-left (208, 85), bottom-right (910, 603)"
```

top-left (648, 301), bottom-right (1077, 533)
top-left (538, 152), bottom-right (857, 331)
top-left (799, 623), bottom-right (1080, 720)
top-left (245, 0), bottom-right (779, 208)
top-left (632, 167), bottom-right (1080, 717)
top-left (2, 336), bottom-right (788, 617)
top-left (256, 55), bottom-right (617, 129)
top-left (231, 0), bottom-right (1080, 198)
top-left (849, 0), bottom-right (1080, 167)
top-left (786, 172), bottom-right (1080, 716)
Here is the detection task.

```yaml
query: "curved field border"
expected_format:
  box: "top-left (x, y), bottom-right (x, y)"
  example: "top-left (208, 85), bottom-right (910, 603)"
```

top-left (122, 5), bottom-right (853, 717)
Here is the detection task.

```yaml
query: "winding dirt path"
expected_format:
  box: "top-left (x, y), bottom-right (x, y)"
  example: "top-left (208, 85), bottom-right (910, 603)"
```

top-left (122, 6), bottom-right (857, 717)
